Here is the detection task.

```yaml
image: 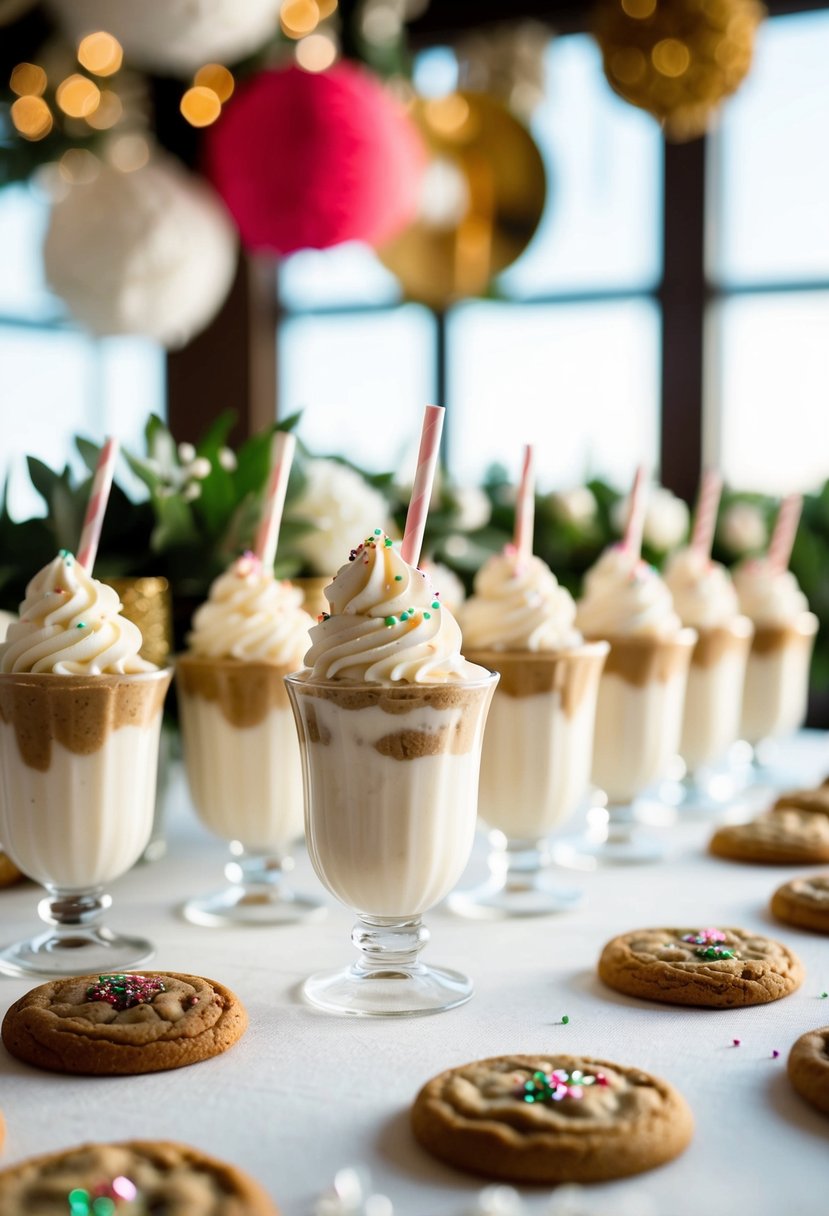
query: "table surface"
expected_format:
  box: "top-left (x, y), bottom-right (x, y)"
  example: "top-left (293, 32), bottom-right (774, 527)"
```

top-left (1, 735), bottom-right (828, 1216)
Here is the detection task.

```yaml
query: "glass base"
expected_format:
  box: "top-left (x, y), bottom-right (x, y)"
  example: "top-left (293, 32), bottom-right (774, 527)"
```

top-left (302, 961), bottom-right (472, 1018)
top-left (554, 803), bottom-right (668, 868)
top-left (183, 883), bottom-right (326, 928)
top-left (0, 926), bottom-right (154, 978)
top-left (448, 873), bottom-right (583, 918)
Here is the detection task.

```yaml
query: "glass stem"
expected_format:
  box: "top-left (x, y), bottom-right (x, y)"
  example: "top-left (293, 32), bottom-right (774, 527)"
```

top-left (351, 916), bottom-right (429, 973)
top-left (225, 847), bottom-right (293, 891)
top-left (606, 802), bottom-right (637, 844)
top-left (488, 832), bottom-right (551, 892)
top-left (39, 886), bottom-right (111, 932)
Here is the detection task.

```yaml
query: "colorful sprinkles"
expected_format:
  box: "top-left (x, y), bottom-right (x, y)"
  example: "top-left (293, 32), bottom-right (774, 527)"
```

top-left (68, 1177), bottom-right (138, 1215)
top-left (519, 1068), bottom-right (608, 1104)
top-left (681, 929), bottom-right (736, 960)
top-left (85, 974), bottom-right (165, 1012)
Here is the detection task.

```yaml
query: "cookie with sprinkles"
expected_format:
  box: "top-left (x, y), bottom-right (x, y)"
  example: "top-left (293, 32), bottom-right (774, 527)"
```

top-left (771, 873), bottom-right (829, 934)
top-left (788, 1026), bottom-right (829, 1117)
top-left (411, 1053), bottom-right (693, 1184)
top-left (1, 972), bottom-right (246, 1075)
top-left (598, 927), bottom-right (803, 1007)
top-left (0, 1139), bottom-right (277, 1215)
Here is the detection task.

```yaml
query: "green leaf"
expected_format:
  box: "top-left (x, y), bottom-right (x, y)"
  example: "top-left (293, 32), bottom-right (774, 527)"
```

top-left (75, 436), bottom-right (102, 474)
top-left (26, 456), bottom-right (60, 511)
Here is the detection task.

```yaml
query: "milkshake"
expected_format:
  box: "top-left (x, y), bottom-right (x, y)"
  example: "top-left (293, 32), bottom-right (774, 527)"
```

top-left (0, 550), bottom-right (170, 974)
top-left (574, 545), bottom-right (696, 862)
top-left (176, 551), bottom-right (323, 925)
top-left (665, 547), bottom-right (753, 777)
top-left (285, 530), bottom-right (496, 1015)
top-left (454, 550), bottom-right (607, 915)
top-left (733, 558), bottom-right (818, 746)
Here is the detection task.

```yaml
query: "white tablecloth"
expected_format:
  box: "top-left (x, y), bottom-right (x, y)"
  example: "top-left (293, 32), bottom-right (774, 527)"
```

top-left (1, 735), bottom-right (828, 1216)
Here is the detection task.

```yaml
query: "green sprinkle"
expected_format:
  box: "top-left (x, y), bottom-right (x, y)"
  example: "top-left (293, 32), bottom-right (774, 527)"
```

top-left (400, 612), bottom-right (409, 621)
top-left (431, 601), bottom-right (440, 609)
top-left (561, 1015), bottom-right (570, 1025)
top-left (394, 575), bottom-right (402, 581)
top-left (821, 991), bottom-right (828, 999)
top-left (384, 537), bottom-right (393, 547)
top-left (384, 616), bottom-right (396, 627)
top-left (76, 622), bottom-right (86, 629)
top-left (93, 1200), bottom-right (116, 1216)
top-left (424, 612), bottom-right (431, 620)
top-left (374, 528), bottom-right (382, 535)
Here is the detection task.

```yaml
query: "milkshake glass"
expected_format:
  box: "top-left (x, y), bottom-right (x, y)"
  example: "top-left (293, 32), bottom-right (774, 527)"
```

top-left (664, 547), bottom-right (753, 807)
top-left (452, 551), bottom-right (608, 916)
top-left (733, 559), bottom-right (818, 773)
top-left (177, 553), bottom-right (324, 925)
top-left (563, 546), bottom-right (696, 864)
top-left (285, 531), bottom-right (496, 1017)
top-left (0, 552), bottom-right (170, 975)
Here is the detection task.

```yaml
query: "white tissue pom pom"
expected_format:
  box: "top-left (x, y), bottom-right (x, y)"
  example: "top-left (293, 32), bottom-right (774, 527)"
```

top-left (43, 157), bottom-right (237, 349)
top-left (293, 460), bottom-right (391, 577)
top-left (453, 485), bottom-right (492, 531)
top-left (47, 0), bottom-right (281, 75)
top-left (612, 485), bottom-right (689, 552)
top-left (719, 501), bottom-right (768, 555)
top-left (549, 487), bottom-right (598, 527)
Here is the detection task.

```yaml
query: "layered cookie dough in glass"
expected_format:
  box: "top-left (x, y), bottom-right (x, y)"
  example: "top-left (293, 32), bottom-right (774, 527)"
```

top-left (0, 551), bottom-right (171, 975)
top-left (177, 552), bottom-right (325, 925)
top-left (733, 558), bottom-right (818, 775)
top-left (286, 531), bottom-right (496, 1016)
top-left (664, 547), bottom-right (753, 808)
top-left (562, 545), bottom-right (696, 864)
top-left (451, 549), bottom-right (607, 916)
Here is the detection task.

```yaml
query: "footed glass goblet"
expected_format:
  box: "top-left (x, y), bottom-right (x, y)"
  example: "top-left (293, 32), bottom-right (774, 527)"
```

top-left (286, 670), bottom-right (497, 1017)
top-left (0, 669), bottom-right (171, 976)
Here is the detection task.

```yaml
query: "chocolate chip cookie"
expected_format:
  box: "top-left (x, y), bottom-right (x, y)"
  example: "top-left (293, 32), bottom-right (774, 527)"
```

top-left (1, 972), bottom-right (246, 1075)
top-left (0, 1140), bottom-right (277, 1214)
top-left (771, 874), bottom-right (829, 934)
top-left (411, 1053), bottom-right (693, 1184)
top-left (709, 810), bottom-right (829, 864)
top-left (598, 927), bottom-right (803, 1007)
top-left (787, 1027), bottom-right (829, 1117)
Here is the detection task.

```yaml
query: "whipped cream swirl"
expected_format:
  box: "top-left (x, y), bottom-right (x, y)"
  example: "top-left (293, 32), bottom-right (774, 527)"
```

top-left (0, 551), bottom-right (155, 675)
top-left (303, 531), bottom-right (487, 683)
top-left (461, 550), bottom-right (582, 652)
top-left (733, 558), bottom-right (809, 626)
top-left (664, 547), bottom-right (740, 629)
top-left (576, 545), bottom-right (681, 639)
top-left (187, 553), bottom-right (314, 664)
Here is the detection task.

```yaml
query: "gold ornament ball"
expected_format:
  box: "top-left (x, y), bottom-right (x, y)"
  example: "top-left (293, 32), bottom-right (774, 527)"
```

top-left (593, 0), bottom-right (765, 141)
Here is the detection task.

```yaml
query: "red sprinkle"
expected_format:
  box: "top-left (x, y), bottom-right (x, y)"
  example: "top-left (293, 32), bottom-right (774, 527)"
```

top-left (732, 1038), bottom-right (741, 1047)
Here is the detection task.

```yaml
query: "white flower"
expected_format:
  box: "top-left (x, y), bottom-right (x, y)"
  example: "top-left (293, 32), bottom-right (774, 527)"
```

top-left (177, 442), bottom-right (196, 464)
top-left (293, 459), bottom-right (391, 576)
top-left (443, 534), bottom-right (471, 560)
top-left (612, 485), bottom-right (689, 553)
top-left (187, 456), bottom-right (212, 480)
top-left (182, 482), bottom-right (201, 502)
top-left (453, 485), bottom-right (491, 531)
top-left (549, 487), bottom-right (597, 526)
top-left (719, 501), bottom-right (768, 555)
top-left (218, 446), bottom-right (237, 472)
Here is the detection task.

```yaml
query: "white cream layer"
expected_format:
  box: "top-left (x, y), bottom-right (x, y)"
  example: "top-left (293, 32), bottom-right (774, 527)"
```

top-left (301, 698), bottom-right (484, 917)
top-left (477, 691), bottom-right (598, 840)
top-left (0, 721), bottom-right (160, 889)
top-left (179, 697), bottom-right (304, 851)
top-left (591, 673), bottom-right (688, 803)
top-left (680, 648), bottom-right (749, 771)
top-left (740, 643), bottom-right (814, 745)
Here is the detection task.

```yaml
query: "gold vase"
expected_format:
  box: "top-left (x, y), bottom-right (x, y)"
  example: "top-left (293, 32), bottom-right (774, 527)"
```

top-left (105, 577), bottom-right (174, 668)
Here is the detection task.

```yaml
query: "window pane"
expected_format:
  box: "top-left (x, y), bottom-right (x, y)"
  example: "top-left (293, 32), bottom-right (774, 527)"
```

top-left (278, 243), bottom-right (401, 310)
top-left (447, 299), bottom-right (660, 488)
top-left (498, 35), bottom-right (663, 298)
top-left (0, 184), bottom-right (61, 321)
top-left (708, 294), bottom-right (829, 493)
top-left (712, 11), bottom-right (829, 286)
top-left (279, 306), bottom-right (435, 471)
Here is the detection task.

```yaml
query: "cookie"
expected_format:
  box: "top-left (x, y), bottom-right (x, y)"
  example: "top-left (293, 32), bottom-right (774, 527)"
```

top-left (771, 874), bottom-right (829, 934)
top-left (774, 784), bottom-right (829, 816)
top-left (598, 926), bottom-right (803, 1007)
top-left (709, 810), bottom-right (829, 865)
top-left (787, 1027), bottom-right (829, 1117)
top-left (1, 971), bottom-right (246, 1075)
top-left (411, 1053), bottom-right (693, 1184)
top-left (0, 1140), bottom-right (277, 1214)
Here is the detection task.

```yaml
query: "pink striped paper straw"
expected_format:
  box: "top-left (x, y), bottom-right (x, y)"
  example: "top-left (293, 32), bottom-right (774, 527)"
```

top-left (513, 443), bottom-right (535, 564)
top-left (690, 469), bottom-right (723, 559)
top-left (621, 465), bottom-right (649, 560)
top-left (401, 405), bottom-right (445, 567)
top-left (767, 493), bottom-right (802, 572)
top-left (254, 430), bottom-right (297, 570)
top-left (77, 436), bottom-right (119, 572)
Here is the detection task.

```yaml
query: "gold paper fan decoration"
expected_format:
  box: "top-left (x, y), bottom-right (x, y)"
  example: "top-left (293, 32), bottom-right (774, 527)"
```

top-left (378, 91), bottom-right (546, 310)
top-left (593, 0), bottom-right (765, 141)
